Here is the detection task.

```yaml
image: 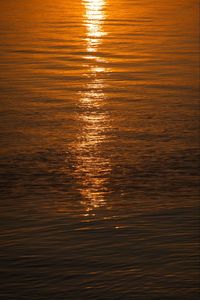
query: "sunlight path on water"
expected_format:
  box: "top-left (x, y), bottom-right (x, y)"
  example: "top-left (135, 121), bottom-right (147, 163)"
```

top-left (72, 0), bottom-right (111, 213)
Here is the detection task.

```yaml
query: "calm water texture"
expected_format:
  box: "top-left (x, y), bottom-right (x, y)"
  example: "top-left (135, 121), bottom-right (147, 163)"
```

top-left (0, 0), bottom-right (199, 299)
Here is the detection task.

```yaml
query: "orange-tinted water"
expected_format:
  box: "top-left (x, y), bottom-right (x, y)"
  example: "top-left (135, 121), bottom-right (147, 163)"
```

top-left (0, 0), bottom-right (199, 299)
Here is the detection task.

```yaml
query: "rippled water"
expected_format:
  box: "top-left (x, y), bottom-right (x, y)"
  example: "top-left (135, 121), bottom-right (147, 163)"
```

top-left (0, 0), bottom-right (199, 299)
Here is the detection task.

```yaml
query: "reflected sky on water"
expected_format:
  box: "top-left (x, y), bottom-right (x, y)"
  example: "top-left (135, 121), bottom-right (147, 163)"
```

top-left (0, 0), bottom-right (199, 298)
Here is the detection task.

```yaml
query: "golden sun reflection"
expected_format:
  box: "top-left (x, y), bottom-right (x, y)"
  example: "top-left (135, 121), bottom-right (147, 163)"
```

top-left (72, 0), bottom-right (110, 212)
top-left (83, 0), bottom-right (106, 55)
top-left (75, 86), bottom-right (111, 211)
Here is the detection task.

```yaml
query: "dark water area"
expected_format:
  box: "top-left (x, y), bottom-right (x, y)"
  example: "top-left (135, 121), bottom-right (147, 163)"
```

top-left (0, 0), bottom-right (199, 299)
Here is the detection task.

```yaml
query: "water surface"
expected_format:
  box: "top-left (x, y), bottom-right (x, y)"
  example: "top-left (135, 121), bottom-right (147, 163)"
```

top-left (0, 0), bottom-right (199, 299)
